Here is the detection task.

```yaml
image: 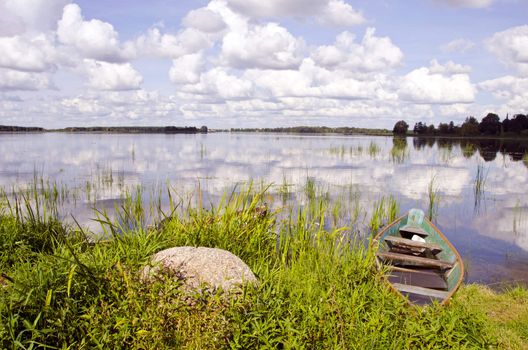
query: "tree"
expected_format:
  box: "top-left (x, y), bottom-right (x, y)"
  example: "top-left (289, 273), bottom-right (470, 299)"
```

top-left (393, 120), bottom-right (409, 135)
top-left (448, 121), bottom-right (455, 134)
top-left (413, 122), bottom-right (427, 135)
top-left (438, 123), bottom-right (449, 134)
top-left (427, 124), bottom-right (436, 135)
top-left (460, 116), bottom-right (480, 136)
top-left (479, 113), bottom-right (501, 135)
top-left (509, 114), bottom-right (528, 134)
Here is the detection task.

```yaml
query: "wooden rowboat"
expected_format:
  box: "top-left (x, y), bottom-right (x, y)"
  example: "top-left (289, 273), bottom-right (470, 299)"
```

top-left (374, 209), bottom-right (464, 305)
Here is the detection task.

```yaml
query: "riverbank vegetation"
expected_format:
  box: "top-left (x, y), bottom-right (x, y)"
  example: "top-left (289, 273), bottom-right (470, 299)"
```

top-left (394, 112), bottom-right (528, 138)
top-left (0, 183), bottom-right (527, 348)
top-left (230, 126), bottom-right (392, 136)
top-left (0, 125), bottom-right (208, 134)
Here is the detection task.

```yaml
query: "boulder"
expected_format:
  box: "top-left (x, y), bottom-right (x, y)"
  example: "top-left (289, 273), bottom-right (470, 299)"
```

top-left (142, 247), bottom-right (257, 293)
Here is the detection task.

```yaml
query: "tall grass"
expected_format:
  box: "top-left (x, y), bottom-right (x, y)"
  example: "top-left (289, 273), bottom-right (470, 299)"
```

top-left (367, 141), bottom-right (381, 158)
top-left (0, 183), bottom-right (524, 348)
top-left (427, 175), bottom-right (439, 221)
top-left (473, 162), bottom-right (488, 213)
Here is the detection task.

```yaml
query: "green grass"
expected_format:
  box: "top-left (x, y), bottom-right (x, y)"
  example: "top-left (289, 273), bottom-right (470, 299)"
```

top-left (474, 162), bottom-right (488, 213)
top-left (0, 184), bottom-right (526, 349)
top-left (427, 175), bottom-right (440, 221)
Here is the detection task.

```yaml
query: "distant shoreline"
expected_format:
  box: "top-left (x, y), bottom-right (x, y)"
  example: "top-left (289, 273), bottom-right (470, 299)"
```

top-left (1, 125), bottom-right (527, 140)
top-left (0, 125), bottom-right (208, 134)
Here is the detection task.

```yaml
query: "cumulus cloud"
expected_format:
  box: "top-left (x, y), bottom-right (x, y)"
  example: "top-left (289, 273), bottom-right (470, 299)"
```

top-left (486, 25), bottom-right (528, 76)
top-left (319, 0), bottom-right (366, 26)
top-left (221, 22), bottom-right (304, 69)
top-left (180, 67), bottom-right (254, 99)
top-left (182, 8), bottom-right (226, 33)
top-left (59, 90), bottom-right (179, 120)
top-left (479, 75), bottom-right (528, 111)
top-left (57, 4), bottom-right (129, 62)
top-left (441, 38), bottom-right (475, 53)
top-left (398, 65), bottom-right (475, 104)
top-left (169, 53), bottom-right (204, 84)
top-left (434, 0), bottom-right (493, 8)
top-left (224, 0), bottom-right (364, 26)
top-left (311, 28), bottom-right (403, 72)
top-left (128, 27), bottom-right (211, 59)
top-left (0, 35), bottom-right (56, 72)
top-left (1, 0), bottom-right (70, 34)
top-left (83, 60), bottom-right (142, 91)
top-left (0, 68), bottom-right (51, 91)
top-left (428, 59), bottom-right (471, 74)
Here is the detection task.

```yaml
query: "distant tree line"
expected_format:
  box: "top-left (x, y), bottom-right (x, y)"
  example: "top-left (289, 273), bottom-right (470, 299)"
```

top-left (230, 126), bottom-right (392, 136)
top-left (0, 125), bottom-right (45, 132)
top-left (393, 113), bottom-right (528, 137)
top-left (0, 125), bottom-right (208, 134)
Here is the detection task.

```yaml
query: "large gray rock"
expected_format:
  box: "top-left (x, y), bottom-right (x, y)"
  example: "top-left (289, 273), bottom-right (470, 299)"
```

top-left (142, 247), bottom-right (257, 292)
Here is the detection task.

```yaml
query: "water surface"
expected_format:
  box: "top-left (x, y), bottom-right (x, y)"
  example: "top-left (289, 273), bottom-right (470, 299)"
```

top-left (1, 132), bottom-right (527, 286)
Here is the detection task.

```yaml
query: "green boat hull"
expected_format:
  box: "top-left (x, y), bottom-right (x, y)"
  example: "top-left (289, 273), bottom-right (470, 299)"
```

top-left (374, 209), bottom-right (464, 305)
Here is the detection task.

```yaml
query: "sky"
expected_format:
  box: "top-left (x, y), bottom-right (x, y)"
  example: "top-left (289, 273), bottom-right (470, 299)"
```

top-left (0, 0), bottom-right (527, 129)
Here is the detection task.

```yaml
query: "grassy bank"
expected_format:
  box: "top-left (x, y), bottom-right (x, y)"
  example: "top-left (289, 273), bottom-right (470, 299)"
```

top-left (0, 184), bottom-right (527, 349)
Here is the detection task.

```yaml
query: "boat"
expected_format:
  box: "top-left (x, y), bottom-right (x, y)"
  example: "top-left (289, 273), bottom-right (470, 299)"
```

top-left (374, 209), bottom-right (464, 305)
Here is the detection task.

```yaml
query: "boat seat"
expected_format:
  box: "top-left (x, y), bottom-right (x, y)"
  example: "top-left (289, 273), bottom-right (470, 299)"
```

top-left (399, 225), bottom-right (429, 237)
top-left (392, 283), bottom-right (449, 299)
top-left (376, 251), bottom-right (453, 270)
top-left (399, 209), bottom-right (429, 237)
top-left (384, 236), bottom-right (442, 255)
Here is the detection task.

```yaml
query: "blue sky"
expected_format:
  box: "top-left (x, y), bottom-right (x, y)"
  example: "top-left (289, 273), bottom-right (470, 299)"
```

top-left (0, 0), bottom-right (527, 128)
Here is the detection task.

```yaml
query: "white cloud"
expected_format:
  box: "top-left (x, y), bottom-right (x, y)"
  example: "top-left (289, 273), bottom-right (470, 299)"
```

top-left (438, 103), bottom-right (471, 117)
top-left (57, 90), bottom-right (179, 121)
top-left (224, 0), bottom-right (364, 26)
top-left (221, 22), bottom-right (304, 69)
top-left (441, 38), bottom-right (475, 53)
top-left (319, 0), bottom-right (366, 26)
top-left (2, 0), bottom-right (70, 34)
top-left (182, 8), bottom-right (226, 33)
top-left (0, 68), bottom-right (51, 91)
top-left (169, 53), bottom-right (204, 84)
top-left (181, 67), bottom-right (254, 99)
top-left (479, 75), bottom-right (528, 111)
top-left (311, 28), bottom-right (403, 72)
top-left (83, 60), bottom-right (142, 91)
top-left (486, 25), bottom-right (528, 76)
top-left (128, 27), bottom-right (212, 59)
top-left (434, 0), bottom-right (493, 8)
top-left (57, 4), bottom-right (128, 62)
top-left (0, 35), bottom-right (56, 72)
top-left (398, 66), bottom-right (475, 104)
top-left (428, 59), bottom-right (471, 74)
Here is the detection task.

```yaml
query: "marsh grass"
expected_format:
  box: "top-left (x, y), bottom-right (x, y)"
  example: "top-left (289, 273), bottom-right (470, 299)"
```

top-left (0, 183), bottom-right (525, 348)
top-left (367, 141), bottom-right (381, 158)
top-left (474, 162), bottom-right (488, 213)
top-left (427, 175), bottom-right (439, 221)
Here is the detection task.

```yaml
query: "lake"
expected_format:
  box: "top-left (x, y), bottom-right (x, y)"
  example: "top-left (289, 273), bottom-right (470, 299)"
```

top-left (1, 132), bottom-right (527, 286)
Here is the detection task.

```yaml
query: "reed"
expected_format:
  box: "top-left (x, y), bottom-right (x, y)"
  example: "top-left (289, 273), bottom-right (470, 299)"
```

top-left (367, 141), bottom-right (381, 158)
top-left (0, 182), bottom-right (525, 349)
top-left (473, 162), bottom-right (488, 213)
top-left (427, 175), bottom-right (439, 220)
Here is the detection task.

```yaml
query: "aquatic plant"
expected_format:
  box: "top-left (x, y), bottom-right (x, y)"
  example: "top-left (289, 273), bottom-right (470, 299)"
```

top-left (427, 175), bottom-right (439, 221)
top-left (367, 141), bottom-right (381, 158)
top-left (0, 182), bottom-right (525, 348)
top-left (473, 162), bottom-right (488, 213)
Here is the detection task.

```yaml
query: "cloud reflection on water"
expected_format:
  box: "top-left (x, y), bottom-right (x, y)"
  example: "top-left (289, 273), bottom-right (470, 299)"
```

top-left (1, 132), bottom-right (528, 283)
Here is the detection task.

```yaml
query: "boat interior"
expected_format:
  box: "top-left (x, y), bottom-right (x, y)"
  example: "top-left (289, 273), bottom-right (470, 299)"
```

top-left (375, 211), bottom-right (462, 305)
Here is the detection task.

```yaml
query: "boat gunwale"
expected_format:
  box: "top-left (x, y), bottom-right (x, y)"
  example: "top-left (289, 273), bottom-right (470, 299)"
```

top-left (373, 212), bottom-right (465, 306)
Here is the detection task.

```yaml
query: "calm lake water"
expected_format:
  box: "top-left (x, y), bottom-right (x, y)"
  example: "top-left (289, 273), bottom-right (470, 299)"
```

top-left (1, 132), bottom-right (528, 286)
